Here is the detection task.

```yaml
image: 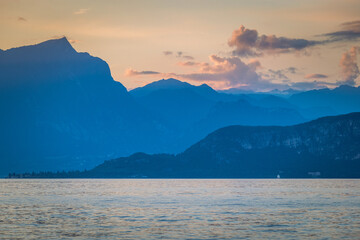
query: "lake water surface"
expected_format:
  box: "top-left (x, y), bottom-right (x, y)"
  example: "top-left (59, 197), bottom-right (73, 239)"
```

top-left (0, 179), bottom-right (359, 239)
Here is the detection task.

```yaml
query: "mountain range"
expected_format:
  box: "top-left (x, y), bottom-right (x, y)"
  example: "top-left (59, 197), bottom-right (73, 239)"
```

top-left (14, 112), bottom-right (360, 178)
top-left (1, 38), bottom-right (360, 176)
top-left (0, 38), bottom-right (170, 175)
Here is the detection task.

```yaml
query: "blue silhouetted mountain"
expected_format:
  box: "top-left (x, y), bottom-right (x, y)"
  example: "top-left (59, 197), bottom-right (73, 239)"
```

top-left (242, 94), bottom-right (297, 109)
top-left (219, 87), bottom-right (303, 96)
top-left (222, 85), bottom-right (360, 120)
top-left (176, 112), bottom-right (360, 178)
top-left (19, 112), bottom-right (360, 178)
top-left (288, 85), bottom-right (360, 117)
top-left (2, 39), bottom-right (306, 175)
top-left (131, 78), bottom-right (239, 102)
top-left (182, 98), bottom-right (306, 145)
top-left (3, 38), bottom-right (360, 177)
top-left (130, 79), bottom-right (235, 131)
top-left (130, 78), bottom-right (306, 148)
top-left (0, 38), bottom-right (171, 175)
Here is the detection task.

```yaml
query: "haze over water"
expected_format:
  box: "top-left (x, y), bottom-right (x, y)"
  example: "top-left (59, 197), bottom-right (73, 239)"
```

top-left (1, 179), bottom-right (359, 239)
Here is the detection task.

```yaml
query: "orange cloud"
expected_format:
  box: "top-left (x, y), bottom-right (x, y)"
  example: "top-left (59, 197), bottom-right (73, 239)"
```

top-left (339, 46), bottom-right (360, 86)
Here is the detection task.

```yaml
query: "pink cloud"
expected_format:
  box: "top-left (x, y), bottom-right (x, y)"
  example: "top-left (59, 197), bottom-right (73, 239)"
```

top-left (228, 25), bottom-right (319, 57)
top-left (305, 73), bottom-right (328, 79)
top-left (125, 68), bottom-right (161, 76)
top-left (338, 46), bottom-right (360, 86)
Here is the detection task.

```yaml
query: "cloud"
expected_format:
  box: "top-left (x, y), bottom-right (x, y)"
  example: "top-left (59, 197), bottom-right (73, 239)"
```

top-left (228, 25), bottom-right (320, 57)
top-left (175, 55), bottom-right (282, 90)
top-left (228, 21), bottom-right (360, 57)
top-left (338, 46), bottom-right (360, 86)
top-left (176, 51), bottom-right (183, 58)
top-left (127, 55), bottom-right (337, 91)
top-left (267, 69), bottom-right (289, 81)
top-left (163, 51), bottom-right (173, 56)
top-left (322, 20), bottom-right (360, 42)
top-left (125, 57), bottom-right (343, 91)
top-left (175, 51), bottom-right (193, 59)
top-left (17, 17), bottom-right (27, 22)
top-left (125, 68), bottom-right (161, 76)
top-left (183, 55), bottom-right (194, 60)
top-left (74, 8), bottom-right (89, 15)
top-left (287, 67), bottom-right (297, 74)
top-left (176, 56), bottom-right (349, 91)
top-left (305, 73), bottom-right (328, 79)
top-left (126, 55), bottom-right (276, 90)
top-left (177, 61), bottom-right (210, 67)
top-left (262, 67), bottom-right (298, 82)
top-left (177, 61), bottom-right (200, 67)
top-left (163, 50), bottom-right (194, 60)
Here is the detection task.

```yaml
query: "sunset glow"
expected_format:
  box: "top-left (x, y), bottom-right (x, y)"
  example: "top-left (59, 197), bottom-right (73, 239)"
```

top-left (1, 0), bottom-right (359, 90)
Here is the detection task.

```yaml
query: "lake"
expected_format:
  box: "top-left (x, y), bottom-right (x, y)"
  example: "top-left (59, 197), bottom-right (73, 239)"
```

top-left (0, 179), bottom-right (359, 239)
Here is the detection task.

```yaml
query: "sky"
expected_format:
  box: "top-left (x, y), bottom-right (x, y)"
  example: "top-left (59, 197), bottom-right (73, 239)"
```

top-left (1, 0), bottom-right (360, 91)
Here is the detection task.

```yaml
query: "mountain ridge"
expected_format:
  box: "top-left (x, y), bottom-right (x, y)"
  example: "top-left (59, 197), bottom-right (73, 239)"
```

top-left (0, 38), bottom-right (170, 175)
top-left (2, 38), bottom-right (360, 176)
top-left (13, 112), bottom-right (360, 178)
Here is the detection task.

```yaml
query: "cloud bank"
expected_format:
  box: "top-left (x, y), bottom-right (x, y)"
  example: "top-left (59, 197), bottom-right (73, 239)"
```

top-left (322, 20), bottom-right (360, 42)
top-left (176, 55), bottom-right (263, 89)
top-left (126, 21), bottom-right (360, 91)
top-left (228, 25), bottom-right (320, 57)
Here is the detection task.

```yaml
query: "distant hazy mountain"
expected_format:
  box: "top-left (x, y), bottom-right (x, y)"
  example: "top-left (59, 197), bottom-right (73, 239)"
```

top-left (22, 112), bottom-right (360, 178)
top-left (227, 85), bottom-right (360, 120)
top-left (178, 98), bottom-right (305, 148)
top-left (219, 87), bottom-right (303, 96)
top-left (288, 85), bottom-right (360, 115)
top-left (130, 79), bottom-right (221, 130)
top-left (131, 78), bottom-right (221, 99)
top-left (130, 78), bottom-right (307, 150)
top-left (0, 38), bottom-right (170, 175)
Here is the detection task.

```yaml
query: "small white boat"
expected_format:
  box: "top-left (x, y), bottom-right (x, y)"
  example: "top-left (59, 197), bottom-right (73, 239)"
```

top-left (277, 174), bottom-right (280, 179)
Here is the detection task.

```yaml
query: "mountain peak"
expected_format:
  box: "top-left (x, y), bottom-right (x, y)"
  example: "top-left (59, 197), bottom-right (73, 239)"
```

top-left (199, 83), bottom-right (211, 88)
top-left (130, 78), bottom-right (191, 96)
top-left (130, 78), bottom-right (220, 99)
top-left (42, 36), bottom-right (70, 45)
top-left (154, 78), bottom-right (191, 88)
top-left (1, 37), bottom-right (77, 62)
top-left (32, 37), bottom-right (76, 54)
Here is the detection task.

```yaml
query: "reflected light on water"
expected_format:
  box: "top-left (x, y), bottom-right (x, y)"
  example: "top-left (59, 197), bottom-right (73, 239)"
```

top-left (0, 179), bottom-right (359, 239)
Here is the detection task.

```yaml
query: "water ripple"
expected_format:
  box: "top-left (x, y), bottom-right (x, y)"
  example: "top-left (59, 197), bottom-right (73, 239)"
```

top-left (0, 179), bottom-right (359, 239)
